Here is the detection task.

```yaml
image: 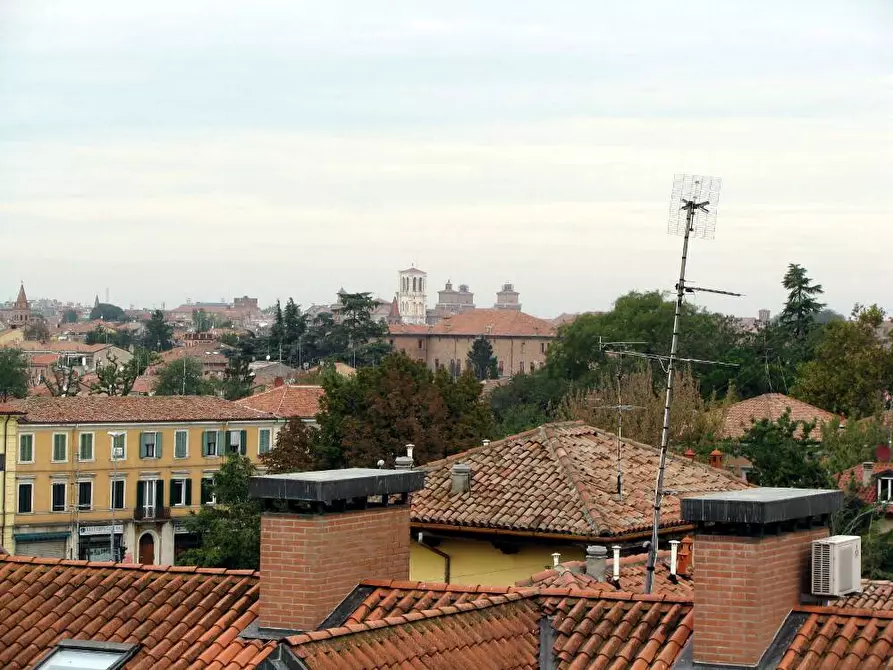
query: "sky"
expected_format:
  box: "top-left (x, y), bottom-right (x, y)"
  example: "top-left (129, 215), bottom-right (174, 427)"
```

top-left (0, 1), bottom-right (890, 319)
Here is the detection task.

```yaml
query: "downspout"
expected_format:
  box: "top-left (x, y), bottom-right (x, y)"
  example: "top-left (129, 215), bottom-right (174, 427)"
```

top-left (416, 531), bottom-right (450, 584)
top-left (1, 414), bottom-right (10, 550)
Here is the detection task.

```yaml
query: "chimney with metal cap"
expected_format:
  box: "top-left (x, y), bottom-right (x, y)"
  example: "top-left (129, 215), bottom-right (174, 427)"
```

top-left (450, 463), bottom-right (471, 494)
top-left (585, 545), bottom-right (607, 581)
top-left (862, 461), bottom-right (874, 488)
top-left (669, 540), bottom-right (680, 576)
top-left (611, 545), bottom-right (621, 582)
top-left (708, 448), bottom-right (724, 469)
top-left (395, 444), bottom-right (415, 470)
top-left (551, 552), bottom-right (561, 567)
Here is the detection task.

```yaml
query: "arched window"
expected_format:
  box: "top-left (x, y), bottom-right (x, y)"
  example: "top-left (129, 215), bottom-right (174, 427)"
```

top-left (413, 277), bottom-right (417, 292)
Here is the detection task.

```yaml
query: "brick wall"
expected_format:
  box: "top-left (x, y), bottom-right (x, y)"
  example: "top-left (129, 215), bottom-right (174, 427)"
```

top-left (259, 506), bottom-right (411, 632)
top-left (693, 526), bottom-right (828, 666)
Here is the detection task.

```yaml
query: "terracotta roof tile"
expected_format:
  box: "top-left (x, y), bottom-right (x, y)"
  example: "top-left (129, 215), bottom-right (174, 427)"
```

top-left (0, 555), bottom-right (260, 670)
top-left (412, 422), bottom-right (748, 538)
top-left (390, 308), bottom-right (555, 337)
top-left (237, 385), bottom-right (323, 418)
top-left (16, 395), bottom-right (275, 424)
top-left (721, 393), bottom-right (840, 440)
top-left (779, 607), bottom-right (893, 669)
top-left (835, 462), bottom-right (893, 506)
top-left (836, 581), bottom-right (893, 611)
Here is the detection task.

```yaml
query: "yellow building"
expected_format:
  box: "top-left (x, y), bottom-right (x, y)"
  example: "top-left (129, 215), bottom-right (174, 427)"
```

top-left (3, 396), bottom-right (282, 564)
top-left (408, 422), bottom-right (750, 585)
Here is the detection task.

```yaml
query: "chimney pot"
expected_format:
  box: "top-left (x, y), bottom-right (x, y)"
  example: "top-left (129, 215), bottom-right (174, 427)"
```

top-left (684, 448), bottom-right (696, 461)
top-left (551, 552), bottom-right (561, 567)
top-left (273, 376), bottom-right (284, 387)
top-left (450, 463), bottom-right (472, 494)
top-left (676, 536), bottom-right (693, 575)
top-left (708, 448), bottom-right (723, 469)
top-left (669, 540), bottom-right (680, 576)
top-left (585, 545), bottom-right (607, 581)
top-left (405, 443), bottom-right (414, 460)
top-left (482, 439), bottom-right (490, 446)
top-left (611, 545), bottom-right (621, 581)
top-left (862, 461), bottom-right (874, 488)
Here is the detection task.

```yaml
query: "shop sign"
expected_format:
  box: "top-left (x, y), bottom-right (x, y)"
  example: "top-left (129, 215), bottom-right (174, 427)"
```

top-left (173, 520), bottom-right (191, 534)
top-left (79, 524), bottom-right (124, 537)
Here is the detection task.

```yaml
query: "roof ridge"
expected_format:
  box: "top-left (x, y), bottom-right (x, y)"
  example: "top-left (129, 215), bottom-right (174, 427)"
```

top-left (285, 592), bottom-right (534, 645)
top-left (0, 554), bottom-right (260, 577)
top-left (793, 604), bottom-right (893, 619)
top-left (534, 587), bottom-right (693, 604)
top-left (358, 578), bottom-right (534, 595)
top-left (542, 424), bottom-right (605, 535)
top-left (419, 423), bottom-right (552, 468)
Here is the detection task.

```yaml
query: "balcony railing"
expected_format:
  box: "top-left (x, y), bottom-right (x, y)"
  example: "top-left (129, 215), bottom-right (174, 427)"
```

top-left (133, 505), bottom-right (171, 521)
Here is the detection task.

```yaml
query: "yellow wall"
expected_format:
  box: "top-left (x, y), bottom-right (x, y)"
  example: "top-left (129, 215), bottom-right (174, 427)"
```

top-left (12, 419), bottom-right (280, 526)
top-left (1, 415), bottom-right (19, 549)
top-left (410, 536), bottom-right (584, 586)
top-left (0, 330), bottom-right (25, 347)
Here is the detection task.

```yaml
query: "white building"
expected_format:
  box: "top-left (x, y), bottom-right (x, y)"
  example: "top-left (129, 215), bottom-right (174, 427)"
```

top-left (397, 267), bottom-right (428, 325)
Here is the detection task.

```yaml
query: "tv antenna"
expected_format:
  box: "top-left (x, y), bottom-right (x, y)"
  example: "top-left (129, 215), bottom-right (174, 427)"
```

top-left (643, 175), bottom-right (741, 594)
top-left (590, 370), bottom-right (643, 501)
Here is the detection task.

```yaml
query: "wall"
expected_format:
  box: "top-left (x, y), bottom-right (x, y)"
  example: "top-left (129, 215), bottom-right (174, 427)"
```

top-left (410, 535), bottom-right (584, 586)
top-left (389, 334), bottom-right (553, 377)
top-left (1, 415), bottom-right (19, 550)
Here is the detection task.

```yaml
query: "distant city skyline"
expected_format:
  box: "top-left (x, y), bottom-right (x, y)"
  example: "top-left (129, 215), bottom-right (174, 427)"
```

top-left (1, 1), bottom-right (890, 319)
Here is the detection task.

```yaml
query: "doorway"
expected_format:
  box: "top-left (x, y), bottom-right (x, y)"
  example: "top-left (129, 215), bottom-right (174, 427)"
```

top-left (138, 533), bottom-right (155, 565)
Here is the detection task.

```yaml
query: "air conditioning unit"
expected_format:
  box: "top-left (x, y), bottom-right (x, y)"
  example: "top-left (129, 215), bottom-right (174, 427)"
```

top-left (812, 535), bottom-right (862, 597)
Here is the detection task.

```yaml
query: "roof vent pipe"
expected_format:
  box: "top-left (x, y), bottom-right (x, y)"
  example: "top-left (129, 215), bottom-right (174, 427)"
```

top-left (450, 463), bottom-right (471, 494)
top-left (585, 545), bottom-right (607, 582)
top-left (611, 545), bottom-right (622, 582)
top-left (862, 462), bottom-right (874, 488)
top-left (482, 439), bottom-right (490, 447)
top-left (406, 444), bottom-right (414, 460)
top-left (551, 552), bottom-right (561, 567)
top-left (669, 540), bottom-right (680, 576)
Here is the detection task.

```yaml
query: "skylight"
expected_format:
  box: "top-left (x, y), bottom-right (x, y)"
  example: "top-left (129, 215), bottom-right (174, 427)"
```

top-left (37, 640), bottom-right (137, 670)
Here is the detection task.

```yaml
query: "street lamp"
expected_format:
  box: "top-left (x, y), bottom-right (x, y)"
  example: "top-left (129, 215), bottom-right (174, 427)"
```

top-left (107, 431), bottom-right (126, 562)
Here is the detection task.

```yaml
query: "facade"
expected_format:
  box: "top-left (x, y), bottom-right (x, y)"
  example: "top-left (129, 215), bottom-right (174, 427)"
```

top-left (389, 308), bottom-right (556, 378)
top-left (0, 283), bottom-right (35, 327)
top-left (493, 282), bottom-right (521, 310)
top-left (397, 267), bottom-right (427, 325)
top-left (426, 280), bottom-right (475, 324)
top-left (2, 396), bottom-right (281, 564)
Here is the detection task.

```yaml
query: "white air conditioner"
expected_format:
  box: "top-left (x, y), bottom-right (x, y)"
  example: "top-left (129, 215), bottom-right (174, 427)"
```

top-left (812, 535), bottom-right (862, 597)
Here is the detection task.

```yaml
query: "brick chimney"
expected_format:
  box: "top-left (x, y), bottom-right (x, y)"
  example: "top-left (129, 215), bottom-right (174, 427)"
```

top-left (708, 448), bottom-right (723, 469)
top-left (683, 448), bottom-right (696, 461)
top-left (682, 488), bottom-right (842, 667)
top-left (249, 468), bottom-right (426, 633)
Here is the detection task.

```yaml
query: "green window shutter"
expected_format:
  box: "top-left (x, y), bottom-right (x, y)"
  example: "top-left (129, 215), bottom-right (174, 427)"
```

top-left (185, 478), bottom-right (193, 506)
top-left (259, 429), bottom-right (270, 454)
top-left (156, 481), bottom-right (164, 513)
top-left (156, 432), bottom-right (163, 460)
top-left (217, 430), bottom-right (223, 455)
top-left (175, 431), bottom-right (187, 458)
top-left (200, 478), bottom-right (209, 504)
top-left (136, 481), bottom-right (145, 509)
top-left (169, 480), bottom-right (176, 506)
top-left (240, 430), bottom-right (247, 456)
top-left (139, 433), bottom-right (148, 459)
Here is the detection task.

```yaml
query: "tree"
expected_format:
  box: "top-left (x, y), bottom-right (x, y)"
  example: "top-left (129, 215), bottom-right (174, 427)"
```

top-left (85, 325), bottom-right (133, 349)
top-left (725, 410), bottom-right (832, 488)
top-left (0, 348), bottom-right (29, 401)
top-left (793, 304), bottom-right (893, 418)
top-left (269, 300), bottom-right (285, 357)
top-left (334, 292), bottom-right (390, 368)
top-left (221, 353), bottom-right (255, 400)
top-left (489, 369), bottom-right (571, 437)
top-left (90, 302), bottom-right (127, 322)
top-left (779, 263), bottom-right (825, 340)
top-left (23, 318), bottom-right (50, 343)
top-left (142, 310), bottom-right (174, 352)
top-left (89, 354), bottom-right (140, 396)
top-left (153, 357), bottom-right (215, 396)
top-left (260, 418), bottom-right (320, 473)
top-left (467, 337), bottom-right (498, 380)
top-left (179, 455), bottom-right (262, 569)
top-left (314, 353), bottom-right (493, 469)
top-left (61, 309), bottom-right (79, 324)
top-left (42, 363), bottom-right (81, 397)
top-left (192, 309), bottom-right (213, 332)
top-left (822, 416), bottom-right (888, 476)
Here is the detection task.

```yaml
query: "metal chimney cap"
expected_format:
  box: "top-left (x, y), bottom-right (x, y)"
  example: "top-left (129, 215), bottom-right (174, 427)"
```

top-left (451, 463), bottom-right (472, 474)
top-left (586, 545), bottom-right (608, 557)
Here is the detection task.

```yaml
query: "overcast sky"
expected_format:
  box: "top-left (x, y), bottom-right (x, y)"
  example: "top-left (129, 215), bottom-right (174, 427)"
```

top-left (0, 1), bottom-right (890, 318)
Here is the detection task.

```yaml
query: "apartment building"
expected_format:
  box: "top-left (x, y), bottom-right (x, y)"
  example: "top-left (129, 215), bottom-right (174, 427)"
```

top-left (2, 396), bottom-right (282, 564)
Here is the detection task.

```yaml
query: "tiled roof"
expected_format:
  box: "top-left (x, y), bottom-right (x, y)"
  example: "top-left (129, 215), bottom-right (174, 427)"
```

top-left (515, 551), bottom-right (694, 599)
top-left (286, 594), bottom-right (540, 669)
top-left (837, 581), bottom-right (893, 610)
top-left (28, 353), bottom-right (59, 366)
top-left (12, 340), bottom-right (114, 353)
top-left (390, 308), bottom-right (556, 337)
top-left (411, 422), bottom-right (748, 538)
top-left (541, 591), bottom-right (693, 670)
top-left (721, 393), bottom-right (839, 440)
top-left (237, 385), bottom-right (323, 418)
top-left (778, 606), bottom-right (893, 669)
top-left (0, 554), bottom-right (272, 670)
top-left (16, 396), bottom-right (275, 424)
top-left (834, 462), bottom-right (893, 505)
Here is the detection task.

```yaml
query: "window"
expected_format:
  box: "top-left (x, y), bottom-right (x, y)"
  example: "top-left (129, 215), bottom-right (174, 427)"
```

top-left (541, 342), bottom-right (547, 354)
top-left (136, 480), bottom-right (163, 517)
top-left (519, 360), bottom-right (525, 374)
top-left (879, 478), bottom-right (893, 502)
top-left (78, 433), bottom-right (94, 461)
top-left (201, 476), bottom-right (217, 505)
top-left (227, 430), bottom-right (247, 455)
top-left (17, 482), bottom-right (33, 514)
top-left (174, 430), bottom-right (188, 459)
top-left (170, 478), bottom-right (192, 507)
top-left (18, 434), bottom-right (34, 463)
top-left (140, 431), bottom-right (161, 459)
top-left (434, 358), bottom-right (440, 369)
top-left (417, 339), bottom-right (423, 349)
top-left (497, 360), bottom-right (504, 375)
top-left (110, 433), bottom-right (126, 461)
top-left (36, 639), bottom-right (137, 670)
top-left (520, 342), bottom-right (526, 354)
top-left (258, 428), bottom-right (272, 455)
top-left (51, 482), bottom-right (67, 512)
top-left (52, 434), bottom-right (68, 462)
top-left (110, 479), bottom-right (125, 510)
top-left (203, 430), bottom-right (219, 457)
top-left (77, 481), bottom-right (93, 511)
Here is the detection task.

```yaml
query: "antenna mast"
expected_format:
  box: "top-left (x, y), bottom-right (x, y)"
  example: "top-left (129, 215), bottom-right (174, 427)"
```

top-left (644, 175), bottom-right (728, 594)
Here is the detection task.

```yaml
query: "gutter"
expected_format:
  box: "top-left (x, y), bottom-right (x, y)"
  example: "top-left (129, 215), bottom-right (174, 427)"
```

top-left (410, 521), bottom-right (697, 544)
top-left (416, 531), bottom-right (451, 584)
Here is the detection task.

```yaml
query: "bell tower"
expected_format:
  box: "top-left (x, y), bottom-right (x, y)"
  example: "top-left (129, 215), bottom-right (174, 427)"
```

top-left (397, 267), bottom-right (428, 325)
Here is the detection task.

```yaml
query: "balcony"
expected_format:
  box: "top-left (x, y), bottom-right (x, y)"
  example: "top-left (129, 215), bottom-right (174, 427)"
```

top-left (133, 506), bottom-right (171, 521)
